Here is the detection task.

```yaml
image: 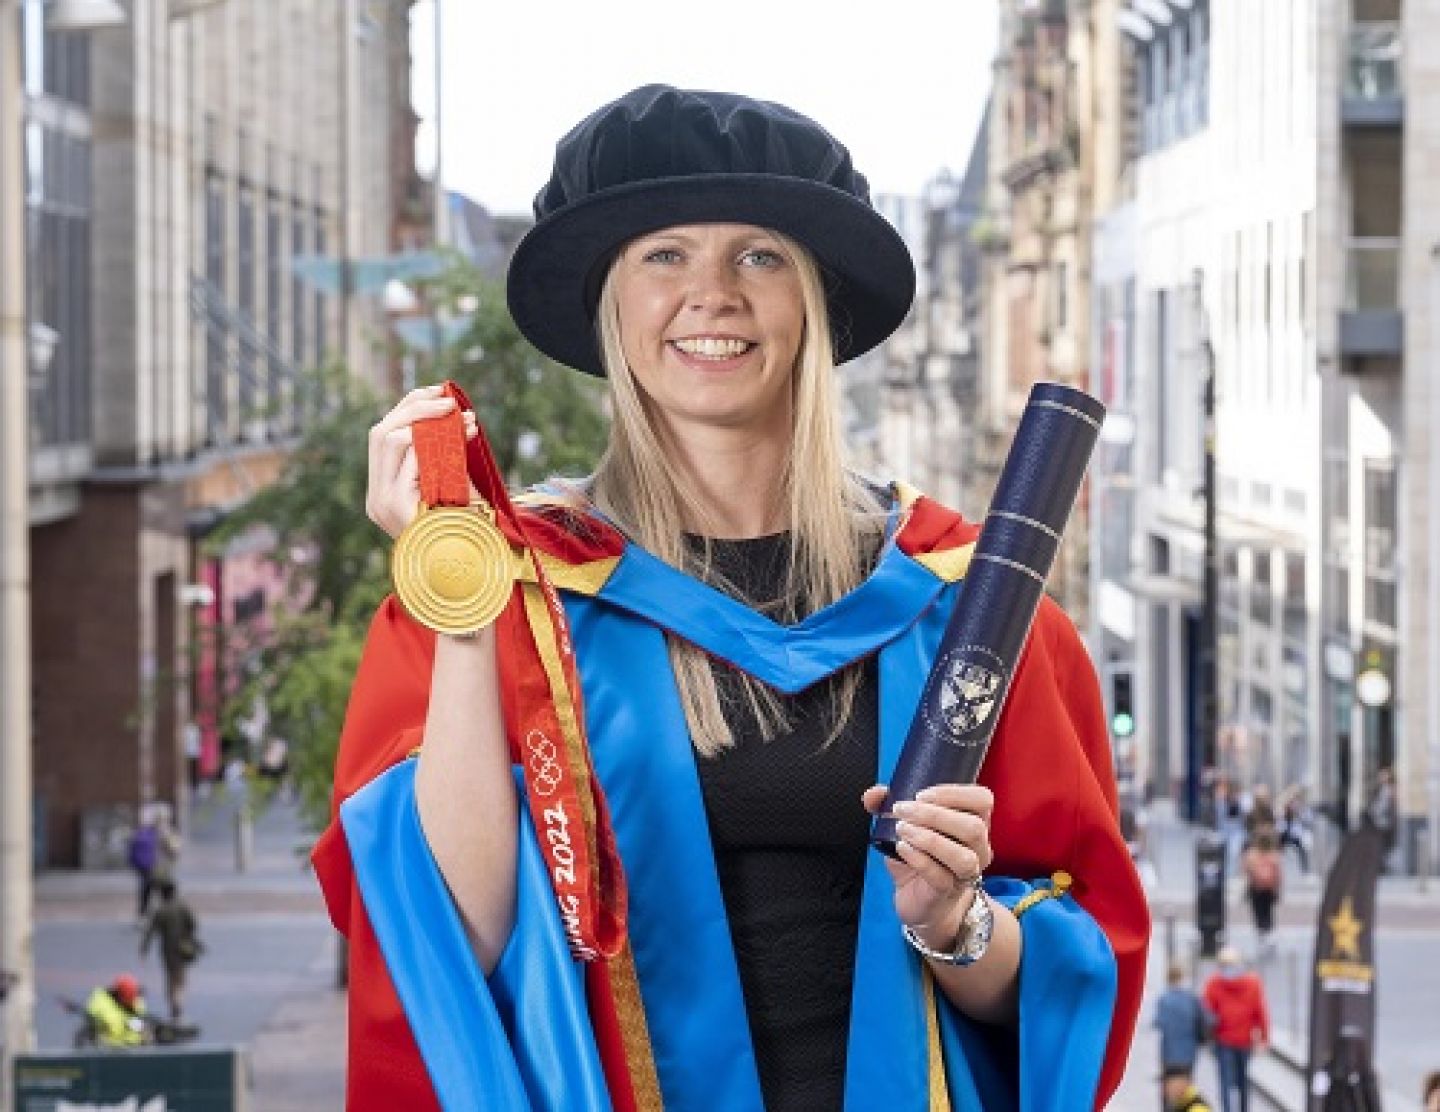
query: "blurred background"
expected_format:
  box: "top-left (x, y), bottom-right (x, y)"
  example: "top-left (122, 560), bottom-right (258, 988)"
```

top-left (0, 0), bottom-right (1436, 1109)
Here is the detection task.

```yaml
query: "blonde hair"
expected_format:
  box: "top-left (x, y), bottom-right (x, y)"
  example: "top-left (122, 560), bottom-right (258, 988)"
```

top-left (580, 230), bottom-right (885, 756)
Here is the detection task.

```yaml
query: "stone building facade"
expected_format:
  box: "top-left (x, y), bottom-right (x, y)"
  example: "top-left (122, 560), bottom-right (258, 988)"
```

top-left (975, 0), bottom-right (1095, 625)
top-left (1088, 0), bottom-right (1432, 868)
top-left (26, 0), bottom-right (419, 865)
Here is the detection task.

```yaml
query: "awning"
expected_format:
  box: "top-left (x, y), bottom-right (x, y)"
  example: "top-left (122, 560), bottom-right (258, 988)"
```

top-left (290, 250), bottom-right (446, 296)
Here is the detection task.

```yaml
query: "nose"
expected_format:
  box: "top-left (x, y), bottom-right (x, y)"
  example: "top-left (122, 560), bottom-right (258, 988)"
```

top-left (687, 255), bottom-right (743, 313)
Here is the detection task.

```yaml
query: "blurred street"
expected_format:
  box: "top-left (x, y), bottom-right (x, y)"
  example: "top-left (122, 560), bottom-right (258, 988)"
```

top-left (1109, 808), bottom-right (1440, 1112)
top-left (30, 791), bottom-right (1440, 1110)
top-left (33, 790), bottom-right (345, 1110)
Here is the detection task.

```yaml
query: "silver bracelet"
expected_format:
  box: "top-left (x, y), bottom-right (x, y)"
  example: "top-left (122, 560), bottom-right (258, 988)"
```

top-left (901, 881), bottom-right (994, 967)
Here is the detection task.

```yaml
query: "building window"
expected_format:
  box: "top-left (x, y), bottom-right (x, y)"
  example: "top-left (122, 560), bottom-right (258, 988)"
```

top-left (1221, 544), bottom-right (1241, 617)
top-left (204, 172), bottom-right (227, 442)
top-left (313, 210), bottom-right (328, 371)
top-left (33, 18), bottom-right (91, 102)
top-left (1168, 20), bottom-right (1187, 137)
top-left (1250, 549), bottom-right (1272, 625)
top-left (291, 202), bottom-right (306, 371)
top-left (1154, 288), bottom-right (1169, 483)
top-left (1193, 0), bottom-right (1209, 128)
top-left (1282, 552), bottom-right (1306, 643)
top-left (1146, 36), bottom-right (1166, 149)
top-left (1327, 563), bottom-right (1350, 636)
top-left (22, 9), bottom-right (93, 452)
top-left (1138, 0), bottom-right (1210, 153)
top-left (1363, 460), bottom-right (1397, 631)
top-left (266, 193), bottom-right (283, 422)
top-left (237, 182), bottom-right (256, 417)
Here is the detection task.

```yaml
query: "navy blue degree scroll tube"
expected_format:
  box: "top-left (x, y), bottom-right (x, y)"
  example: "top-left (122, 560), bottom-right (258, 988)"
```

top-left (870, 382), bottom-right (1105, 858)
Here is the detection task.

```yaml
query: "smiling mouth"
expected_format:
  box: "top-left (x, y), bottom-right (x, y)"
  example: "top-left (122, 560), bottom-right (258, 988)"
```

top-left (670, 337), bottom-right (756, 360)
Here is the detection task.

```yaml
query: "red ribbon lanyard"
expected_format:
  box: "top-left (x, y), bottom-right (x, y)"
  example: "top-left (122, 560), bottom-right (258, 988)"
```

top-left (411, 381), bottom-right (627, 961)
top-left (411, 394), bottom-right (473, 508)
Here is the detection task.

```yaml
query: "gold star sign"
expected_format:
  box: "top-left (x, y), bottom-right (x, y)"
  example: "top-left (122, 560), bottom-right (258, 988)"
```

top-left (1328, 897), bottom-right (1364, 960)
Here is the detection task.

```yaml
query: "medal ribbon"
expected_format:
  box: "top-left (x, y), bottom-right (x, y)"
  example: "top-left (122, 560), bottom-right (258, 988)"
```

top-left (411, 382), bottom-right (627, 962)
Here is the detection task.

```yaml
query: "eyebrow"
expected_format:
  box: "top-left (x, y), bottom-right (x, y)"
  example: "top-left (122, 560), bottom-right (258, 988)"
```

top-left (632, 229), bottom-right (783, 250)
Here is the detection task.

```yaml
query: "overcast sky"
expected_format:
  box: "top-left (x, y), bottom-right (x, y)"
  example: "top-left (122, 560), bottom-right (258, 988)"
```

top-left (410, 0), bottom-right (1000, 219)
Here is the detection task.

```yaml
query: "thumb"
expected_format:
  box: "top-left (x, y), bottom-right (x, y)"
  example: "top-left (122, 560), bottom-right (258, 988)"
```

top-left (861, 784), bottom-right (890, 814)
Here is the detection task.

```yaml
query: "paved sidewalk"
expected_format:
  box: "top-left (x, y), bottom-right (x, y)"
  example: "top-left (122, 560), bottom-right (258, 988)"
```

top-left (248, 939), bottom-right (348, 1112)
top-left (33, 788), bottom-right (347, 1110)
top-left (37, 796), bottom-right (1433, 1110)
top-left (1110, 810), bottom-right (1438, 1111)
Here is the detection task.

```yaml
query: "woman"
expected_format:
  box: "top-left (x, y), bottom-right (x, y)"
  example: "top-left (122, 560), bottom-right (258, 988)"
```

top-left (314, 85), bottom-right (1147, 1111)
top-left (1242, 829), bottom-right (1282, 947)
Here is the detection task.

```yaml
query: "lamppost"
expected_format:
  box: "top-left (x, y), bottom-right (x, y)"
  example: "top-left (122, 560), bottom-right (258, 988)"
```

top-left (1191, 270), bottom-right (1225, 958)
top-left (1, 0), bottom-right (124, 1098)
top-left (1192, 269), bottom-right (1220, 812)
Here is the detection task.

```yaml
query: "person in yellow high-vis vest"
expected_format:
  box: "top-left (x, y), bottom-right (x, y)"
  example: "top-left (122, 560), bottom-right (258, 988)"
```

top-left (84, 973), bottom-right (148, 1047)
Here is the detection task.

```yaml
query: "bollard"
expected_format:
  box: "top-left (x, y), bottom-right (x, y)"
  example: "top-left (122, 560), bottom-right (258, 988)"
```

top-left (1196, 830), bottom-right (1226, 958)
top-left (233, 806), bottom-right (253, 873)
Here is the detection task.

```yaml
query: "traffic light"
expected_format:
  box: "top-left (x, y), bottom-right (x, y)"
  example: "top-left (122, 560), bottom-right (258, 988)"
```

top-left (1110, 667), bottom-right (1135, 740)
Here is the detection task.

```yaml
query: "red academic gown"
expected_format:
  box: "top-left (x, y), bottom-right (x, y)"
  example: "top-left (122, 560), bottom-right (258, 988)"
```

top-left (313, 492), bottom-right (1149, 1110)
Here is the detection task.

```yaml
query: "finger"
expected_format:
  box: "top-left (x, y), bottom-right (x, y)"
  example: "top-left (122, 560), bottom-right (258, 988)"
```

top-left (376, 427), bottom-right (415, 482)
top-left (894, 835), bottom-right (973, 897)
top-left (880, 854), bottom-right (914, 888)
top-left (371, 435), bottom-right (416, 519)
top-left (369, 394), bottom-right (457, 443)
top-left (860, 785), bottom-right (889, 814)
top-left (892, 799), bottom-right (990, 853)
top-left (916, 784), bottom-right (995, 820)
top-left (395, 443), bottom-right (419, 497)
top-left (463, 410), bottom-right (479, 440)
top-left (896, 820), bottom-right (986, 885)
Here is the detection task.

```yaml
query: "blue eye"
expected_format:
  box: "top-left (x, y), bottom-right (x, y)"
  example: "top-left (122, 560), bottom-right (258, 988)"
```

top-left (740, 248), bottom-right (784, 268)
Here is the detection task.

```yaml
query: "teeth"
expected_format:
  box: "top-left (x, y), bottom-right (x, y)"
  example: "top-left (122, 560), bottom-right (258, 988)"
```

top-left (673, 337), bottom-right (753, 358)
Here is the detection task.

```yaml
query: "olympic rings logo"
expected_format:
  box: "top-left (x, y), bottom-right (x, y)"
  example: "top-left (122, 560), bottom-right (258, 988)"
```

top-left (526, 729), bottom-right (564, 797)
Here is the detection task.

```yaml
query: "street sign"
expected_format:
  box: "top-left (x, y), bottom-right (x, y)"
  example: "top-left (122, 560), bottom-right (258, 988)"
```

top-left (13, 1046), bottom-right (245, 1111)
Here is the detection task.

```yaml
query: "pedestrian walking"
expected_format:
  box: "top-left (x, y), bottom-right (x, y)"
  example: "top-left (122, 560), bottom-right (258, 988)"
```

top-left (1202, 945), bottom-right (1270, 1112)
top-left (140, 879), bottom-right (203, 1019)
top-left (152, 803), bottom-right (182, 882)
top-left (314, 83), bottom-right (1150, 1111)
top-left (1277, 784), bottom-right (1312, 874)
top-left (1154, 962), bottom-right (1211, 1111)
top-left (1243, 784), bottom-right (1276, 846)
top-left (1154, 962), bottom-right (1210, 1070)
top-left (1163, 1065), bottom-right (1216, 1112)
top-left (126, 807), bottom-right (159, 919)
top-left (1216, 778), bottom-right (1246, 872)
top-left (1364, 766), bottom-right (1398, 870)
top-left (1241, 830), bottom-right (1283, 951)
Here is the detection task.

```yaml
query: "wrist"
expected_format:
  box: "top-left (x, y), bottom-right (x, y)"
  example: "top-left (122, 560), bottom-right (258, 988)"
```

top-left (438, 626), bottom-right (494, 648)
top-left (911, 888), bottom-right (974, 952)
top-left (902, 881), bottom-right (994, 967)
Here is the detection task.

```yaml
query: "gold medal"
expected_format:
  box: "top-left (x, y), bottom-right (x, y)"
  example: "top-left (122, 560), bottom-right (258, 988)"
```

top-left (392, 498), bottom-right (515, 636)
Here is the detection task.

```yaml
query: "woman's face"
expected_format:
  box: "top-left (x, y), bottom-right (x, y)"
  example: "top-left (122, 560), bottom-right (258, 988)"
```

top-left (610, 223), bottom-right (805, 440)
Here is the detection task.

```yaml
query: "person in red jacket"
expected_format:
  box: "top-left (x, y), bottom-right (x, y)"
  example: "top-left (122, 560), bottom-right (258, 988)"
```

top-left (1202, 945), bottom-right (1270, 1112)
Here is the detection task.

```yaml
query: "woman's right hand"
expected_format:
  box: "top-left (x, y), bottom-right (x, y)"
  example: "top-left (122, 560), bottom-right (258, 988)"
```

top-left (365, 384), bottom-right (480, 539)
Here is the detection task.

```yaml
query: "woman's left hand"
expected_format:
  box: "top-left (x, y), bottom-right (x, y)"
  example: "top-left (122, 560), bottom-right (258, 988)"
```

top-left (861, 783), bottom-right (995, 943)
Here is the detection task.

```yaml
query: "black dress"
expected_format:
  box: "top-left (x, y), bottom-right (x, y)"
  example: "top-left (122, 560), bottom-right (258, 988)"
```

top-left (690, 533), bottom-right (879, 1112)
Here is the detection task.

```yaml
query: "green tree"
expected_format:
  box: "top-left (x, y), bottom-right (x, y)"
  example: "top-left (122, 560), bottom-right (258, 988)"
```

top-left (211, 260), bottom-right (609, 830)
